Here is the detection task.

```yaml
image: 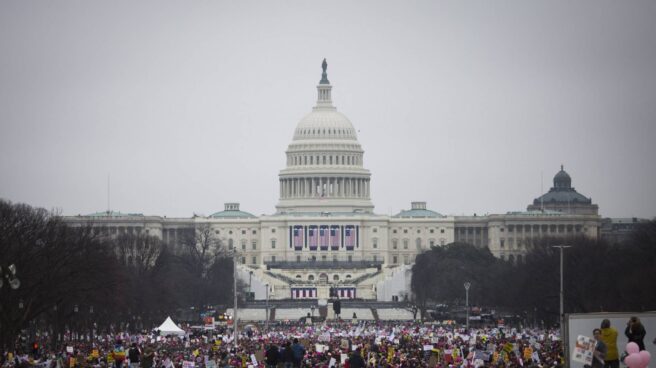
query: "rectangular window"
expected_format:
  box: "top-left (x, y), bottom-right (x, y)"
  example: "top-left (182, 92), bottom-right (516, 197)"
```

top-left (272, 256), bottom-right (276, 262)
top-left (373, 255), bottom-right (377, 262)
top-left (373, 239), bottom-right (378, 249)
top-left (296, 255), bottom-right (301, 262)
top-left (404, 255), bottom-right (409, 264)
top-left (252, 230), bottom-right (257, 235)
top-left (392, 240), bottom-right (398, 249)
top-left (252, 241), bottom-right (257, 250)
top-left (271, 239), bottom-right (276, 249)
top-left (240, 257), bottom-right (245, 264)
top-left (393, 256), bottom-right (398, 264)
top-left (348, 255), bottom-right (352, 262)
top-left (403, 240), bottom-right (408, 249)
top-left (252, 256), bottom-right (257, 264)
top-left (430, 240), bottom-right (435, 247)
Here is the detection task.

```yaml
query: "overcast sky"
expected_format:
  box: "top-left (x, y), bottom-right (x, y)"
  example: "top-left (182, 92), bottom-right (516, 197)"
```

top-left (1, 0), bottom-right (655, 219)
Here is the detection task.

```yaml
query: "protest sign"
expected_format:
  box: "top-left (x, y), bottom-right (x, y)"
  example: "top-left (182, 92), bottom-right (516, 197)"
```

top-left (572, 335), bottom-right (595, 365)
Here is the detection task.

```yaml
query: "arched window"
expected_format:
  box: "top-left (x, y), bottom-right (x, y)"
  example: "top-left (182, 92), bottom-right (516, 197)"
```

top-left (308, 275), bottom-right (315, 281)
top-left (392, 239), bottom-right (398, 249)
top-left (509, 254), bottom-right (515, 263)
top-left (403, 239), bottom-right (409, 249)
top-left (228, 239), bottom-right (233, 249)
top-left (296, 275), bottom-right (302, 279)
top-left (333, 275), bottom-right (339, 281)
top-left (346, 274), bottom-right (352, 279)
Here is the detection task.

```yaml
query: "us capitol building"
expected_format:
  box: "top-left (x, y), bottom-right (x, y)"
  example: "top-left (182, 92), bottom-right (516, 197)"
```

top-left (65, 60), bottom-right (601, 302)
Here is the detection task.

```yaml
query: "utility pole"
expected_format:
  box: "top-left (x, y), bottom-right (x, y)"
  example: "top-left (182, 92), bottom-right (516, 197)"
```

top-left (265, 283), bottom-right (269, 331)
top-left (552, 245), bottom-right (571, 352)
top-left (464, 282), bottom-right (471, 330)
top-left (233, 251), bottom-right (238, 348)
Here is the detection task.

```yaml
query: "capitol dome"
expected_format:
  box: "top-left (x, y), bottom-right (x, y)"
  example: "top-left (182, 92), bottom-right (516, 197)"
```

top-left (276, 60), bottom-right (373, 214)
top-left (293, 110), bottom-right (358, 141)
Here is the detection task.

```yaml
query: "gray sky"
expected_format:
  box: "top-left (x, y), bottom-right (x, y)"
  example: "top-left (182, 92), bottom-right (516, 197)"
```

top-left (1, 0), bottom-right (655, 219)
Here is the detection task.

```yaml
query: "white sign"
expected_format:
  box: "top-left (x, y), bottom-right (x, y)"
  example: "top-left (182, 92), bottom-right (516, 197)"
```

top-left (571, 335), bottom-right (594, 365)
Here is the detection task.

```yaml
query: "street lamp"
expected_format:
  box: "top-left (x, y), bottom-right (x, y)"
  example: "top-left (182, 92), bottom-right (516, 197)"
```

top-left (249, 271), bottom-right (253, 295)
top-left (0, 264), bottom-right (21, 290)
top-left (265, 283), bottom-right (270, 331)
top-left (231, 250), bottom-right (239, 348)
top-left (463, 282), bottom-right (471, 330)
top-left (552, 245), bottom-right (571, 343)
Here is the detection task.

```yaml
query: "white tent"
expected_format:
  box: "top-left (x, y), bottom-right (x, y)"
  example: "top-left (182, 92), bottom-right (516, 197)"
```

top-left (156, 316), bottom-right (185, 336)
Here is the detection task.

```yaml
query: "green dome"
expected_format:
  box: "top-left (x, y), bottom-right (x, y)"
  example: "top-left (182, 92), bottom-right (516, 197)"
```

top-left (210, 203), bottom-right (255, 219)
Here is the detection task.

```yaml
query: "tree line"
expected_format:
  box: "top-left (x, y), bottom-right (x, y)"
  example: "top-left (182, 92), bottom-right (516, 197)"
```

top-left (411, 221), bottom-right (656, 325)
top-left (0, 200), bottom-right (237, 350)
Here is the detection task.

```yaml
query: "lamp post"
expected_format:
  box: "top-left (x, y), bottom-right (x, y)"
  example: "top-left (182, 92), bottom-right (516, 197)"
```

top-left (232, 250), bottom-right (238, 348)
top-left (463, 282), bottom-right (471, 330)
top-left (249, 271), bottom-right (253, 295)
top-left (552, 245), bottom-right (571, 344)
top-left (74, 304), bottom-right (79, 341)
top-left (265, 283), bottom-right (269, 331)
top-left (0, 264), bottom-right (21, 290)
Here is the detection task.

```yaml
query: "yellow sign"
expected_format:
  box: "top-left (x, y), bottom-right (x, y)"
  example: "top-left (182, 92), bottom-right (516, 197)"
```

top-left (92, 350), bottom-right (99, 358)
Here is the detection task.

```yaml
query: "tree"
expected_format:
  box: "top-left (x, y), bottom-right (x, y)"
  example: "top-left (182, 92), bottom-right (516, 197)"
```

top-left (0, 200), bottom-right (119, 349)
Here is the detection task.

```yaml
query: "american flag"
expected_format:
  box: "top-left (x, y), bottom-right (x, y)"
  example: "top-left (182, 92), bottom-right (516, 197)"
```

top-left (320, 226), bottom-right (329, 249)
top-left (345, 226), bottom-right (355, 248)
top-left (330, 226), bottom-right (340, 249)
top-left (308, 227), bottom-right (318, 249)
top-left (293, 227), bottom-right (303, 249)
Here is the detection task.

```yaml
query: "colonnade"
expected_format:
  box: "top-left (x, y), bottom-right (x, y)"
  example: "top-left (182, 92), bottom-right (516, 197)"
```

top-left (279, 177), bottom-right (370, 199)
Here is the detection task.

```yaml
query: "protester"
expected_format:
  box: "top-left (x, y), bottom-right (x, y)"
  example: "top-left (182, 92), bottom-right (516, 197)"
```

top-left (599, 319), bottom-right (619, 368)
top-left (348, 347), bottom-right (365, 368)
top-left (128, 342), bottom-right (141, 368)
top-left (1, 320), bottom-right (568, 368)
top-left (585, 328), bottom-right (607, 368)
top-left (264, 343), bottom-right (279, 368)
top-left (624, 316), bottom-right (646, 351)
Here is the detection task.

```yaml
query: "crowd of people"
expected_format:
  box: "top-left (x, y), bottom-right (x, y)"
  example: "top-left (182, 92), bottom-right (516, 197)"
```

top-left (1, 320), bottom-right (569, 368)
